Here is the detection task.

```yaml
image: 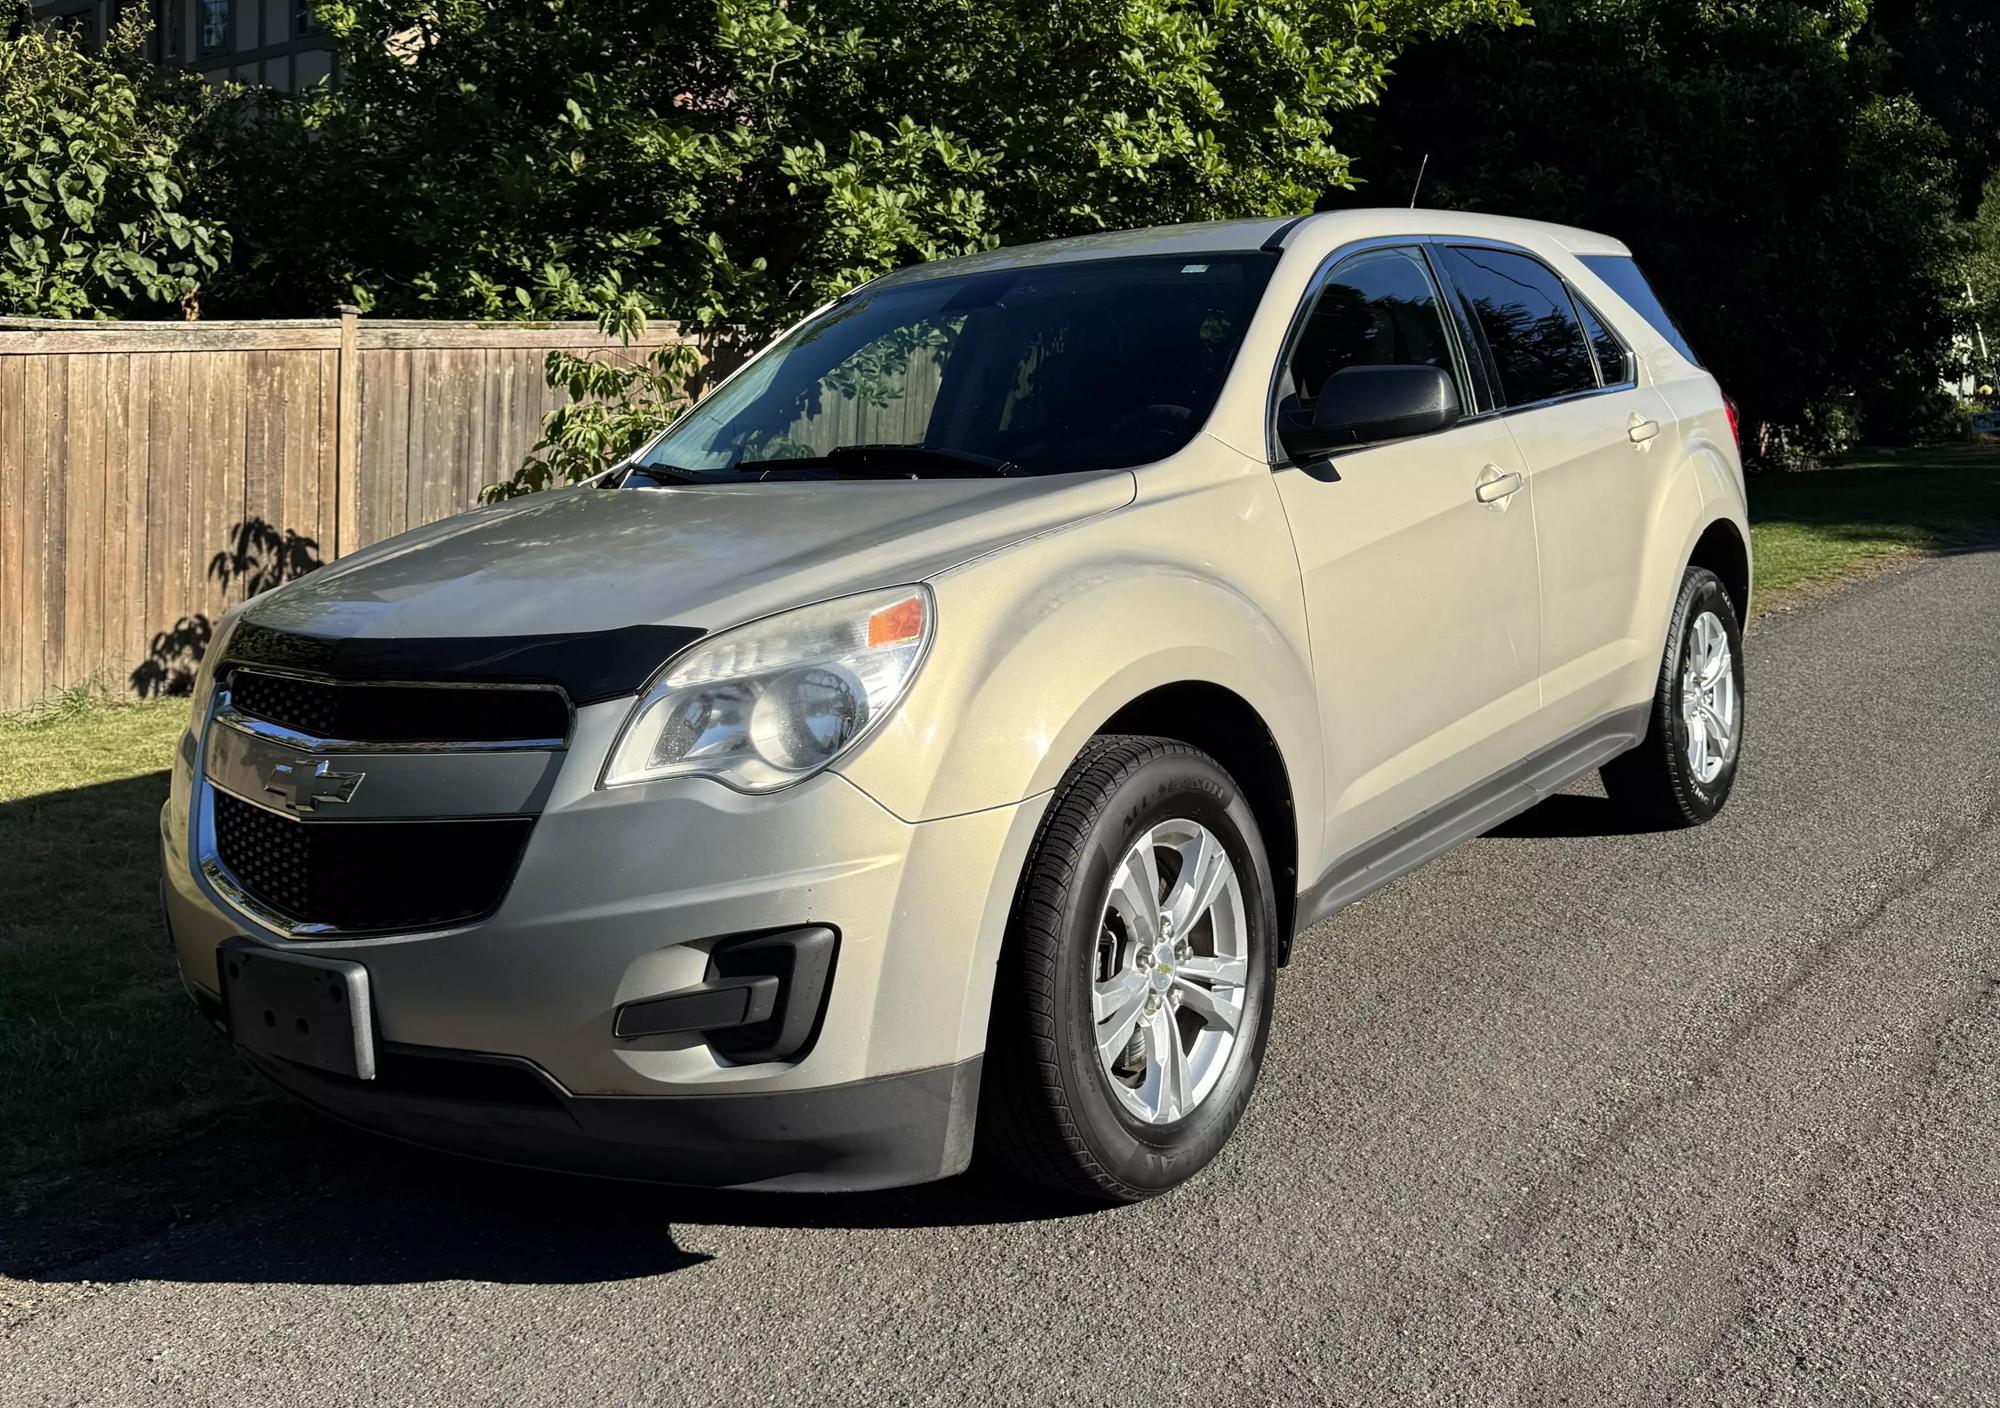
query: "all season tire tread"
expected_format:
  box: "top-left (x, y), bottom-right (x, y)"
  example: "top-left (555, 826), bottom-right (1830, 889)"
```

top-left (1601, 565), bottom-right (1743, 827)
top-left (983, 735), bottom-right (1206, 1202)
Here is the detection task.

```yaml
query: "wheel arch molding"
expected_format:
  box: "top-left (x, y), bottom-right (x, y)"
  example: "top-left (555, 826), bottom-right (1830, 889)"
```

top-left (1684, 516), bottom-right (1752, 625)
top-left (1093, 683), bottom-right (1302, 962)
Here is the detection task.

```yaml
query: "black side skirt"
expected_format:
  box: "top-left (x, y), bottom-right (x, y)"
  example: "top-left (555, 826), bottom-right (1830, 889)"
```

top-left (1291, 703), bottom-right (1651, 941)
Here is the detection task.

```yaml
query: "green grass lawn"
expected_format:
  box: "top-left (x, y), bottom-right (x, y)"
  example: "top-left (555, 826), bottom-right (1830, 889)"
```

top-left (1748, 443), bottom-right (2000, 603)
top-left (0, 442), bottom-right (1995, 1216)
top-left (0, 696), bottom-right (270, 1198)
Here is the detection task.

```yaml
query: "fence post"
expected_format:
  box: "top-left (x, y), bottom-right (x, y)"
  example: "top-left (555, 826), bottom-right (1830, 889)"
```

top-left (333, 304), bottom-right (361, 559)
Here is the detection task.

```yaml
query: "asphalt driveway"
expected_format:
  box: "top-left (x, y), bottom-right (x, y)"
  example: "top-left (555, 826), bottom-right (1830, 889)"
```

top-left (5, 546), bottom-right (1998, 1406)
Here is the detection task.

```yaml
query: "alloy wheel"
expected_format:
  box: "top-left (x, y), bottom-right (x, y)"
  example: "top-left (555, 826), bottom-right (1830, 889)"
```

top-left (1680, 609), bottom-right (1739, 785)
top-left (1092, 819), bottom-right (1249, 1124)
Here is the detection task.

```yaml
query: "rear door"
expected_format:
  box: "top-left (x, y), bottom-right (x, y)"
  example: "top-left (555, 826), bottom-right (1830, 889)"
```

top-left (1269, 243), bottom-right (1543, 863)
top-left (1434, 244), bottom-right (1673, 737)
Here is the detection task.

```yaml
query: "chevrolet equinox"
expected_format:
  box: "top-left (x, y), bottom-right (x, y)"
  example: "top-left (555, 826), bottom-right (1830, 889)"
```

top-left (162, 211), bottom-right (1751, 1200)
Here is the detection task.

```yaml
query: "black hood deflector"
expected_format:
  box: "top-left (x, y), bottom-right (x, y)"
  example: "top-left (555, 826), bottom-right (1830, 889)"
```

top-left (222, 621), bottom-right (705, 704)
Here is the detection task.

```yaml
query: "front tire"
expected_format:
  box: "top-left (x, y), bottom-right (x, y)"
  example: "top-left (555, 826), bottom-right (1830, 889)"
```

top-left (1602, 565), bottom-right (1745, 827)
top-left (980, 736), bottom-right (1278, 1202)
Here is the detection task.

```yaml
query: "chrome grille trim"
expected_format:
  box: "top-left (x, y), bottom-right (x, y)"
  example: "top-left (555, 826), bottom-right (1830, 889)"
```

top-left (212, 703), bottom-right (567, 756)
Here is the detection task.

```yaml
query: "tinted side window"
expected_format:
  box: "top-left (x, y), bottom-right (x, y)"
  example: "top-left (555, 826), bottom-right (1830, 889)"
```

top-left (1576, 299), bottom-right (1633, 385)
top-left (1440, 246), bottom-right (1596, 408)
top-left (1284, 246), bottom-right (1460, 408)
top-left (1578, 254), bottom-right (1702, 367)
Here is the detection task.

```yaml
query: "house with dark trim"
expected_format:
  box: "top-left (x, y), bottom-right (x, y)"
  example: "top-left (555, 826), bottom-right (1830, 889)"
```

top-left (31, 0), bottom-right (339, 90)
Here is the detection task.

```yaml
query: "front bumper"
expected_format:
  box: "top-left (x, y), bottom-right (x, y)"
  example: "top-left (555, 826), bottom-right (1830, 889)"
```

top-left (161, 696), bottom-right (1047, 1189)
top-left (238, 1043), bottom-right (983, 1191)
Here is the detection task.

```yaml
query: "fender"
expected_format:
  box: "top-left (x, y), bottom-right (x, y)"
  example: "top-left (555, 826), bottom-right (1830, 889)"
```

top-left (837, 458), bottom-right (1323, 873)
top-left (832, 454), bottom-right (1321, 1071)
top-left (1644, 427), bottom-right (1752, 669)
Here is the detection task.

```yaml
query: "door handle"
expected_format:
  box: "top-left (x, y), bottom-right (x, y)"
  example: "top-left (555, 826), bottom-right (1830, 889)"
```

top-left (1474, 470), bottom-right (1523, 504)
top-left (1628, 412), bottom-right (1661, 444)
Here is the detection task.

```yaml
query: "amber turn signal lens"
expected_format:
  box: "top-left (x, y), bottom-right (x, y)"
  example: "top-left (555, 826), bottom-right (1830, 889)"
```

top-left (867, 595), bottom-right (927, 648)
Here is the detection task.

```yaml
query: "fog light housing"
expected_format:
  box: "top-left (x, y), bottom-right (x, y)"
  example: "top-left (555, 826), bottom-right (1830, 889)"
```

top-left (612, 926), bottom-right (839, 1064)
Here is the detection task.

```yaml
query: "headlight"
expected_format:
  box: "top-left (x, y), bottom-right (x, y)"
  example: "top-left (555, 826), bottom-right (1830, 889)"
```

top-left (602, 585), bottom-right (934, 792)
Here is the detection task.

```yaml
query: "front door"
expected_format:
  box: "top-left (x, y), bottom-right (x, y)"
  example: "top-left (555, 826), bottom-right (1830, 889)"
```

top-left (1269, 244), bottom-right (1544, 866)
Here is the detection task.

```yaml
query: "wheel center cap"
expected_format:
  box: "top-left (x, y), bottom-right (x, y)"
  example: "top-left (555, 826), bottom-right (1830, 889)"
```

top-left (1150, 942), bottom-right (1177, 992)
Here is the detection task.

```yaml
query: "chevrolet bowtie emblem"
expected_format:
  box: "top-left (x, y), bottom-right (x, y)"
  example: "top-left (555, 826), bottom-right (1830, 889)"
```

top-left (263, 758), bottom-right (364, 814)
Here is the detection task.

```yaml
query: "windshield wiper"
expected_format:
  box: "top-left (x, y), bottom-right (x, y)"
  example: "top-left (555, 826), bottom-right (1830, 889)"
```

top-left (735, 444), bottom-right (1018, 479)
top-left (622, 462), bottom-right (702, 487)
top-left (831, 444), bottom-right (1018, 477)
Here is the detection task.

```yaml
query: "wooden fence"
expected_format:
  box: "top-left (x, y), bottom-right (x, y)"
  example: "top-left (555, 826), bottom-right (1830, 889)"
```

top-left (0, 313), bottom-right (699, 713)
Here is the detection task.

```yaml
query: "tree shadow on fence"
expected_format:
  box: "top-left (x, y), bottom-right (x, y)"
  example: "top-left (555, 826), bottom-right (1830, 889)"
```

top-left (129, 519), bottom-right (324, 698)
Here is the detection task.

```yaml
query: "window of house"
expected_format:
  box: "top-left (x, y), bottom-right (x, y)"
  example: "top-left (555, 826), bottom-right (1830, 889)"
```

top-left (44, 3), bottom-right (100, 50)
top-left (198, 0), bottom-right (231, 56)
top-left (1440, 246), bottom-right (1597, 408)
top-left (159, 0), bottom-right (185, 60)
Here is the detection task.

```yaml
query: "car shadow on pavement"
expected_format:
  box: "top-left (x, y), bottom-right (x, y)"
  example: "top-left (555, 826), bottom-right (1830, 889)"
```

top-left (1, 762), bottom-right (1667, 1295)
top-left (5, 1115), bottom-right (1096, 1290)
top-left (1485, 790), bottom-right (1679, 840)
top-left (0, 767), bottom-right (1094, 1294)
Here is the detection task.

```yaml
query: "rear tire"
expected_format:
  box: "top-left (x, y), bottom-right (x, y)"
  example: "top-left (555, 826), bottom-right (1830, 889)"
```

top-left (1601, 565), bottom-right (1745, 827)
top-left (979, 736), bottom-right (1278, 1203)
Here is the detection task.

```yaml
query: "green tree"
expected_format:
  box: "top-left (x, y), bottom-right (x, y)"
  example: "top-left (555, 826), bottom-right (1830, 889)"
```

top-left (1967, 172), bottom-right (2000, 390)
top-left (279, 0), bottom-right (1525, 332)
top-left (277, 0), bottom-right (1524, 492)
top-left (0, 2), bottom-right (227, 318)
top-left (1863, 0), bottom-right (1999, 217)
top-left (1333, 0), bottom-right (1967, 455)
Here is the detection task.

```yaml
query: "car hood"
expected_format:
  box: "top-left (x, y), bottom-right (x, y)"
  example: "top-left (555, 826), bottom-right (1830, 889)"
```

top-left (238, 471), bottom-right (1135, 643)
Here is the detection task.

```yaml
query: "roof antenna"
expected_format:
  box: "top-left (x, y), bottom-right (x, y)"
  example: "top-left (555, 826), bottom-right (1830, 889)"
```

top-left (1408, 153), bottom-right (1429, 209)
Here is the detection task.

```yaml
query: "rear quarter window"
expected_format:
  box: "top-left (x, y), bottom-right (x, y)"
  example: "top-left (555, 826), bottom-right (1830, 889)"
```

top-left (1578, 255), bottom-right (1702, 368)
top-left (1574, 298), bottom-right (1634, 386)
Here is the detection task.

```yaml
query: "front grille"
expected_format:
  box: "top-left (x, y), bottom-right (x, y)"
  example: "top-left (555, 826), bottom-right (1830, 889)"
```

top-left (228, 669), bottom-right (568, 746)
top-left (213, 790), bottom-right (533, 932)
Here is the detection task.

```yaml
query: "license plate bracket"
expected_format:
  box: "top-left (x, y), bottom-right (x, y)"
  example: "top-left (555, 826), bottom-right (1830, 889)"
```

top-left (218, 938), bottom-right (375, 1080)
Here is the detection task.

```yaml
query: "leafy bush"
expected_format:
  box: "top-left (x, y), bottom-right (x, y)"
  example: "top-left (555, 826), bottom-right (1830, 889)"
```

top-left (486, 338), bottom-right (709, 500)
top-left (0, 2), bottom-right (226, 318)
top-left (1968, 172), bottom-right (2000, 389)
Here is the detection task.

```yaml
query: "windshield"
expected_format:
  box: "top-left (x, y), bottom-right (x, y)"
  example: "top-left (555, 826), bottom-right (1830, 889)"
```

top-left (634, 252), bottom-right (1278, 480)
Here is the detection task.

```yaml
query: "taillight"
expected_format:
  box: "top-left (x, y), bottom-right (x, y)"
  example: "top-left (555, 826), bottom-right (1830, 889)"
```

top-left (1722, 392), bottom-right (1742, 455)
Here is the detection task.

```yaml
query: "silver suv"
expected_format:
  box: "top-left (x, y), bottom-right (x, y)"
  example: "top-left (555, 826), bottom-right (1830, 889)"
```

top-left (162, 211), bottom-right (1750, 1200)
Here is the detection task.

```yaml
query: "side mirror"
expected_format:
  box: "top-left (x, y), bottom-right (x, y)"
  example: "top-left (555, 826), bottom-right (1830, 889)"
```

top-left (1280, 364), bottom-right (1461, 460)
